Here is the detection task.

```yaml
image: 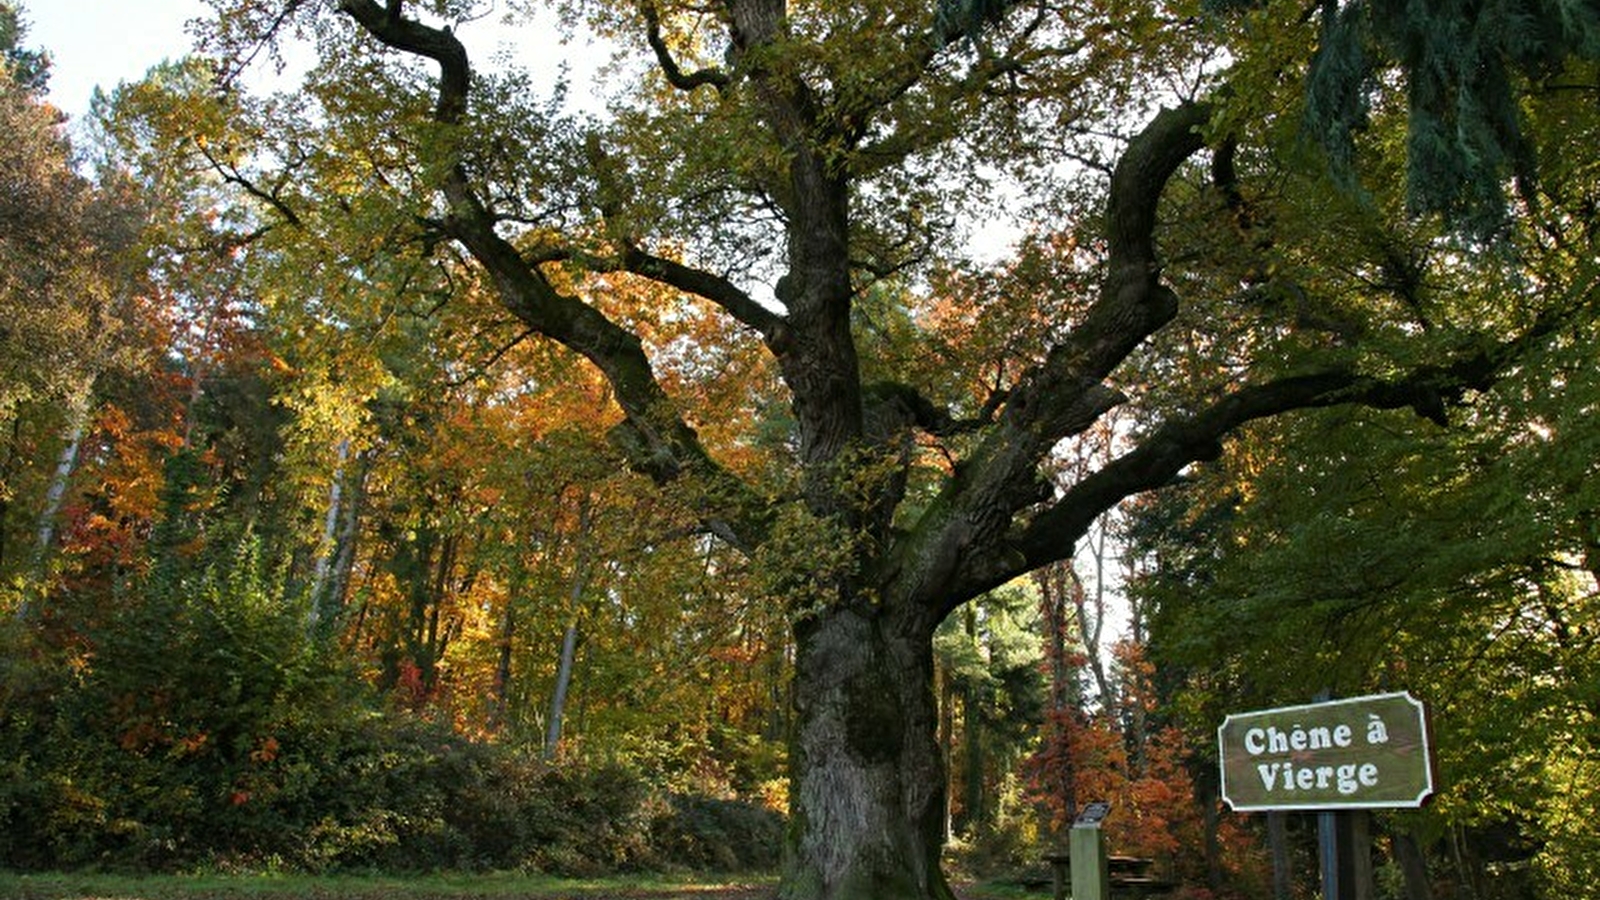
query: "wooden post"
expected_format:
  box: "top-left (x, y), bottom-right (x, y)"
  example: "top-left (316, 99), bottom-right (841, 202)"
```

top-left (1070, 823), bottom-right (1109, 900)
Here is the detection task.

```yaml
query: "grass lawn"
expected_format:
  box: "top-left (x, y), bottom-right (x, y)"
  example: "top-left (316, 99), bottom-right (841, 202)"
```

top-left (0, 872), bottom-right (779, 900)
top-left (0, 873), bottom-right (1032, 900)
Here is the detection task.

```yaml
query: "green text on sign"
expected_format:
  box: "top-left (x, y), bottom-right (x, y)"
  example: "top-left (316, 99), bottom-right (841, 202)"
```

top-left (1218, 691), bottom-right (1435, 811)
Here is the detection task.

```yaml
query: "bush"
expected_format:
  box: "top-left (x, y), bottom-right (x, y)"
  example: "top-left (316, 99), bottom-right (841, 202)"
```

top-left (1, 634), bottom-right (784, 876)
top-left (0, 529), bottom-right (783, 876)
top-left (649, 794), bottom-right (785, 872)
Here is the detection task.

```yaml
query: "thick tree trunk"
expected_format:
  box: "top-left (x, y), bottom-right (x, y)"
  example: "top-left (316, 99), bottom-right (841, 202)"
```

top-left (783, 604), bottom-right (954, 900)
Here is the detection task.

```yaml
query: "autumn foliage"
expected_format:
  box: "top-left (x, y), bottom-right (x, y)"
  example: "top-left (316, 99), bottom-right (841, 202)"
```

top-left (4, 0), bottom-right (1597, 893)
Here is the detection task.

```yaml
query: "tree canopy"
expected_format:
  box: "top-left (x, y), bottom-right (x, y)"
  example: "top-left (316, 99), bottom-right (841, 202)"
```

top-left (0, 0), bottom-right (1595, 896)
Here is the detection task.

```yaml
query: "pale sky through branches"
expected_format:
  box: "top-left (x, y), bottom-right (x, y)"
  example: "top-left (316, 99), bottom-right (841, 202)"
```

top-left (26, 0), bottom-right (207, 121)
top-left (24, 0), bottom-right (604, 125)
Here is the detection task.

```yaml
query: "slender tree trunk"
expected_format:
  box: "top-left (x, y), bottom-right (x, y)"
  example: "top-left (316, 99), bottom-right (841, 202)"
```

top-left (1450, 825), bottom-right (1480, 900)
top-left (309, 439), bottom-right (349, 627)
top-left (1036, 564), bottom-right (1078, 836)
top-left (0, 416), bottom-right (21, 580)
top-left (767, 632), bottom-right (792, 743)
top-left (937, 663), bottom-right (954, 844)
top-left (312, 445), bottom-right (370, 632)
top-left (380, 523), bottom-right (437, 695)
top-left (1392, 830), bottom-right (1432, 900)
top-left (328, 452), bottom-right (369, 616)
top-left (492, 599), bottom-right (516, 727)
top-left (544, 503), bottom-right (595, 759)
top-left (37, 422), bottom-right (80, 531)
top-left (781, 604), bottom-right (955, 900)
top-left (544, 618), bottom-right (580, 759)
top-left (1071, 552), bottom-right (1113, 710)
top-left (490, 564), bottom-right (524, 731)
top-left (1268, 811), bottom-right (1292, 900)
top-left (961, 605), bottom-right (984, 836)
top-left (14, 411), bottom-right (86, 619)
top-left (35, 412), bottom-right (85, 554)
top-left (423, 533), bottom-right (458, 693)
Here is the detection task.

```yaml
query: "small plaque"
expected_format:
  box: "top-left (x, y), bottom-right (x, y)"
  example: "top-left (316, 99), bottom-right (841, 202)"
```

top-left (1074, 800), bottom-right (1111, 827)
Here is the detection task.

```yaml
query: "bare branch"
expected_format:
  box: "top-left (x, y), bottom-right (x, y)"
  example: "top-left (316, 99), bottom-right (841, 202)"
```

top-left (195, 140), bottom-right (303, 228)
top-left (445, 326), bottom-right (537, 388)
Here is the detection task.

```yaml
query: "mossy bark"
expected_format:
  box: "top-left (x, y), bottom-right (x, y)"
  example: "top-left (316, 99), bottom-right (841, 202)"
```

top-left (781, 604), bottom-right (956, 900)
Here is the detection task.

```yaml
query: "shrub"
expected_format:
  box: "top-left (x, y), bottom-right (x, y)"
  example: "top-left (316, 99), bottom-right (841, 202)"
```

top-left (1, 535), bottom-right (783, 875)
top-left (649, 794), bottom-right (785, 872)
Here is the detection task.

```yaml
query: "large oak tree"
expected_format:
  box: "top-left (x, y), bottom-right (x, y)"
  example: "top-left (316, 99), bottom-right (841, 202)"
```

top-left (187, 0), bottom-right (1593, 895)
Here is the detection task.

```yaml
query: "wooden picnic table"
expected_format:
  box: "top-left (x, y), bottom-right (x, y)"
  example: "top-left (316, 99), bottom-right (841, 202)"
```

top-left (1042, 851), bottom-right (1175, 899)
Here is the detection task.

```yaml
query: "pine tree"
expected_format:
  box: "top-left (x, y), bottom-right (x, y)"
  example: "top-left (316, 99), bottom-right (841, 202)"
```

top-left (0, 1), bottom-right (47, 90)
top-left (1302, 0), bottom-right (1600, 230)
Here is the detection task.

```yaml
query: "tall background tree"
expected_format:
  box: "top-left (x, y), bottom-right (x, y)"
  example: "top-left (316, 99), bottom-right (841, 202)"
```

top-left (0, 0), bottom-right (149, 593)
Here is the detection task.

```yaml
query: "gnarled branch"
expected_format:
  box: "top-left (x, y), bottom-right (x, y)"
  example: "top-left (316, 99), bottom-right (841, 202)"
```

top-left (885, 102), bottom-right (1212, 619)
top-left (335, 0), bottom-right (769, 548)
top-left (641, 1), bottom-right (730, 91)
top-left (1011, 297), bottom-right (1580, 573)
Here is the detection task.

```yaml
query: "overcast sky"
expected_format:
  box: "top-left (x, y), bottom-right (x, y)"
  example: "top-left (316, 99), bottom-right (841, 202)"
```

top-left (24, 0), bottom-right (208, 120)
top-left (23, 0), bottom-right (605, 127)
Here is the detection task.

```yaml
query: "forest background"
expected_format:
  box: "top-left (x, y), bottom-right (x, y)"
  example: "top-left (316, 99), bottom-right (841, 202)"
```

top-left (1, 0), bottom-right (1596, 898)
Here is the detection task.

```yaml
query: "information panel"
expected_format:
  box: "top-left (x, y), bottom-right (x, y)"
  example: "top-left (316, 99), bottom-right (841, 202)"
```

top-left (1218, 691), bottom-right (1434, 812)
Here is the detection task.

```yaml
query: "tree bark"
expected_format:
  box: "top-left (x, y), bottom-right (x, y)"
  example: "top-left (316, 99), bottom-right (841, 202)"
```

top-left (783, 604), bottom-right (955, 900)
top-left (36, 421), bottom-right (79, 548)
top-left (312, 444), bottom-right (369, 633)
top-left (309, 439), bottom-right (349, 629)
top-left (1268, 810), bottom-right (1291, 900)
top-left (1391, 829), bottom-right (1432, 900)
top-left (544, 618), bottom-right (580, 759)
